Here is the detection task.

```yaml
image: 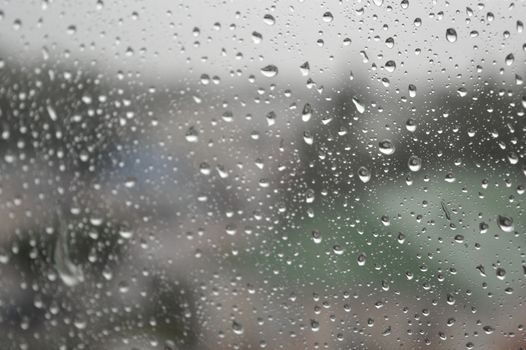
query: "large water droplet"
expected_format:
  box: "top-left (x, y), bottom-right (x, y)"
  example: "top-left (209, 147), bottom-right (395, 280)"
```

top-left (261, 65), bottom-right (278, 78)
top-left (358, 166), bottom-right (371, 183)
top-left (232, 321), bottom-right (244, 335)
top-left (357, 253), bottom-right (366, 266)
top-left (302, 103), bottom-right (312, 122)
top-left (379, 140), bottom-right (395, 155)
top-left (185, 126), bottom-right (199, 142)
top-left (408, 155), bottom-right (422, 172)
top-left (263, 14), bottom-right (275, 25)
top-left (322, 12), bottom-right (333, 22)
top-left (352, 97), bottom-right (365, 113)
top-left (54, 207), bottom-right (84, 287)
top-left (497, 215), bottom-right (513, 232)
top-left (446, 28), bottom-right (457, 42)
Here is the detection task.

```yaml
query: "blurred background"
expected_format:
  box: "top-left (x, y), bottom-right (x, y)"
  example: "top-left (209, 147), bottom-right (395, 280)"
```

top-left (0, 0), bottom-right (525, 349)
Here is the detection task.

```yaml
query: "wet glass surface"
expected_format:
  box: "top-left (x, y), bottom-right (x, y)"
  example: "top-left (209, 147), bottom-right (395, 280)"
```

top-left (0, 1), bottom-right (525, 349)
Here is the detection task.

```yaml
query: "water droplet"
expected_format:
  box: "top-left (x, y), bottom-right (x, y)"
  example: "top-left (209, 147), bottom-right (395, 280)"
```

top-left (311, 230), bottom-right (322, 244)
top-left (310, 319), bottom-right (320, 332)
top-left (232, 321), bottom-right (244, 335)
top-left (66, 25), bottom-right (77, 35)
top-left (263, 14), bottom-right (275, 25)
top-left (385, 60), bottom-right (396, 72)
top-left (119, 230), bottom-right (133, 239)
top-left (300, 61), bottom-right (310, 76)
top-left (303, 131), bottom-right (313, 145)
top-left (483, 326), bottom-right (494, 334)
top-left (408, 155), bottom-right (422, 172)
top-left (333, 245), bottom-right (344, 255)
top-left (252, 31), bottom-right (263, 44)
top-left (406, 118), bottom-right (417, 132)
top-left (185, 126), bottom-right (199, 142)
top-left (505, 53), bottom-right (514, 66)
top-left (54, 208), bottom-right (84, 287)
top-left (357, 253), bottom-right (366, 266)
top-left (322, 12), bottom-right (333, 22)
top-left (261, 65), bottom-right (278, 78)
top-left (352, 97), bottom-right (365, 113)
top-left (457, 87), bottom-right (468, 97)
top-left (358, 166), bottom-right (371, 183)
top-left (496, 267), bottom-right (506, 280)
top-left (446, 28), bottom-right (457, 42)
top-left (408, 84), bottom-right (417, 98)
top-left (222, 111), bottom-right (234, 123)
top-left (497, 215), bottom-right (513, 232)
top-left (379, 140), bottom-right (395, 155)
top-left (266, 111), bottom-right (276, 126)
top-left (476, 265), bottom-right (486, 276)
top-left (302, 103), bottom-right (312, 122)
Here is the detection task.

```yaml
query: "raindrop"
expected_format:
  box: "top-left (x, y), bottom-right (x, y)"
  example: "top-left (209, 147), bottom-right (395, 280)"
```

top-left (379, 140), bottom-right (395, 155)
top-left (406, 118), bottom-right (417, 132)
top-left (385, 60), bottom-right (396, 72)
top-left (300, 61), bottom-right (310, 76)
top-left (322, 12), bottom-right (333, 22)
top-left (232, 321), bottom-right (244, 335)
top-left (261, 65), bottom-right (278, 78)
top-left (311, 230), bottom-right (322, 244)
top-left (496, 267), bottom-right (506, 280)
top-left (408, 155), bottom-right (422, 172)
top-left (266, 111), bottom-right (276, 126)
top-left (505, 53), bottom-right (514, 66)
top-left (310, 319), bottom-right (320, 332)
top-left (333, 245), bottom-right (344, 255)
top-left (352, 97), bottom-right (365, 113)
top-left (252, 31), bottom-right (263, 44)
top-left (302, 103), bottom-right (312, 122)
top-left (497, 215), bottom-right (513, 232)
top-left (185, 126), bottom-right (199, 143)
top-left (408, 84), bottom-right (417, 97)
top-left (357, 253), bottom-right (366, 266)
top-left (358, 166), bottom-right (371, 183)
top-left (303, 131), bottom-right (313, 145)
top-left (446, 28), bottom-right (457, 42)
top-left (263, 14), bottom-right (275, 25)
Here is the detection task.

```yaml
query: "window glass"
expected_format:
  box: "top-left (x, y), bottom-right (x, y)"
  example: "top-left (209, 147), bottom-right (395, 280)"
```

top-left (0, 1), bottom-right (525, 349)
